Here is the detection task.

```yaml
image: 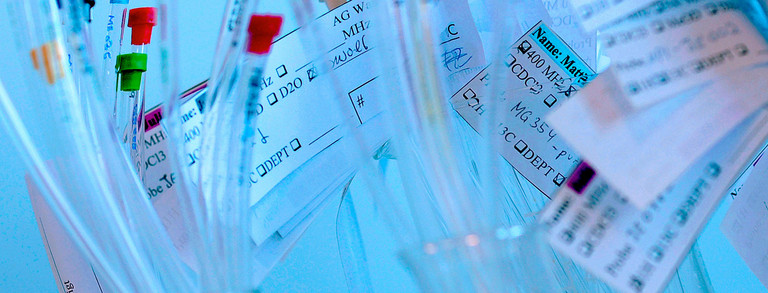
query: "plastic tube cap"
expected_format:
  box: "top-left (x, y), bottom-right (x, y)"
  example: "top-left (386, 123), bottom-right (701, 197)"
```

top-left (247, 15), bottom-right (283, 54)
top-left (128, 7), bottom-right (157, 45)
top-left (116, 53), bottom-right (148, 91)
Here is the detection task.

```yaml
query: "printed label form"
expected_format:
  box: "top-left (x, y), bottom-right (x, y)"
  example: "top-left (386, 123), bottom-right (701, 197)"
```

top-left (721, 152), bottom-right (768, 289)
top-left (602, 0), bottom-right (768, 108)
top-left (541, 0), bottom-right (598, 68)
top-left (451, 21), bottom-right (594, 196)
top-left (431, 0), bottom-right (487, 92)
top-left (725, 144), bottom-right (767, 200)
top-left (28, 0), bottom-right (489, 284)
top-left (547, 66), bottom-right (768, 208)
top-left (26, 177), bottom-right (106, 293)
top-left (141, 105), bottom-right (197, 270)
top-left (569, 0), bottom-right (657, 31)
top-left (540, 108), bottom-right (768, 293)
top-left (248, 0), bottom-right (483, 243)
top-left (158, 0), bottom-right (484, 244)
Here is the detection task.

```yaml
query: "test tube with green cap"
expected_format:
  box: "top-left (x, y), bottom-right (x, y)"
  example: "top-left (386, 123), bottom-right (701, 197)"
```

top-left (115, 7), bottom-right (156, 178)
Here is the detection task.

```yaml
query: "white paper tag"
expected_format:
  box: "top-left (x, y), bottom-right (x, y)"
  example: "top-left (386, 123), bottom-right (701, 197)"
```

top-left (247, 0), bottom-right (482, 243)
top-left (542, 0), bottom-right (598, 68)
top-left (242, 0), bottom-right (482, 206)
top-left (547, 66), bottom-right (768, 208)
top-left (26, 177), bottom-right (106, 293)
top-left (721, 151), bottom-right (768, 289)
top-left (140, 104), bottom-right (199, 270)
top-left (540, 108), bottom-right (768, 293)
top-left (28, 0), bottom-right (486, 282)
top-left (569, 0), bottom-right (657, 31)
top-left (725, 143), bottom-right (768, 200)
top-left (154, 0), bottom-right (484, 245)
top-left (451, 21), bottom-right (594, 196)
top-left (602, 0), bottom-right (768, 109)
top-left (432, 0), bottom-right (487, 92)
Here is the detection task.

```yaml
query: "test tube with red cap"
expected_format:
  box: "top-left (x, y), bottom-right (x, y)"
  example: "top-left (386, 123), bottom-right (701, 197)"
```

top-left (127, 7), bottom-right (156, 54)
top-left (115, 7), bottom-right (156, 177)
top-left (237, 14), bottom-right (284, 123)
top-left (197, 14), bottom-right (282, 292)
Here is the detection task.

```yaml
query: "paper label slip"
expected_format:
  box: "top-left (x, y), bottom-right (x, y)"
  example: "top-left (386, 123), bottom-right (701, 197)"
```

top-left (569, 0), bottom-right (657, 31)
top-left (432, 0), bottom-right (487, 93)
top-left (541, 0), bottom-right (598, 68)
top-left (451, 21), bottom-right (594, 196)
top-left (547, 65), bottom-right (768, 208)
top-left (143, 0), bottom-right (483, 245)
top-left (540, 108), bottom-right (768, 293)
top-left (141, 103), bottom-right (199, 270)
top-left (602, 0), bottom-right (768, 109)
top-left (721, 151), bottom-right (768, 289)
top-left (26, 177), bottom-right (105, 293)
top-left (242, 0), bottom-right (483, 206)
top-left (725, 142), bottom-right (768, 200)
top-left (248, 0), bottom-right (483, 243)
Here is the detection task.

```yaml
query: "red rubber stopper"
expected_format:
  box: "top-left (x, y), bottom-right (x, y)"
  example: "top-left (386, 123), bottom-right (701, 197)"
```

top-left (247, 15), bottom-right (283, 54)
top-left (128, 7), bottom-right (157, 45)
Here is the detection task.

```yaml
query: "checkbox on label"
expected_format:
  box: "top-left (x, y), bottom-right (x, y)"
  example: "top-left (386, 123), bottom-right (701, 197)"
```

top-left (276, 65), bottom-right (287, 78)
top-left (267, 92), bottom-right (278, 105)
top-left (553, 173), bottom-right (566, 186)
top-left (517, 40), bottom-right (531, 54)
top-left (306, 66), bottom-right (318, 82)
top-left (463, 88), bottom-right (476, 100)
top-left (257, 166), bottom-right (267, 177)
top-left (290, 138), bottom-right (302, 151)
top-left (504, 53), bottom-right (517, 67)
top-left (544, 94), bottom-right (557, 108)
top-left (514, 140), bottom-right (528, 153)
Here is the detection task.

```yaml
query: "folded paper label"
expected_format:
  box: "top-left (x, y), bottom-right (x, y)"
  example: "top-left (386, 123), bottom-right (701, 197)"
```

top-left (602, 0), bottom-right (768, 109)
top-left (26, 177), bottom-right (105, 293)
top-left (540, 108), bottom-right (768, 293)
top-left (547, 65), bottom-right (768, 208)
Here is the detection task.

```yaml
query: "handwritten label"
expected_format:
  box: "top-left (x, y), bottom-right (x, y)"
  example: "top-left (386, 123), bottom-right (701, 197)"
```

top-left (432, 0), bottom-right (487, 92)
top-left (541, 108), bottom-right (768, 293)
top-left (155, 0), bottom-right (483, 245)
top-left (450, 21), bottom-right (594, 196)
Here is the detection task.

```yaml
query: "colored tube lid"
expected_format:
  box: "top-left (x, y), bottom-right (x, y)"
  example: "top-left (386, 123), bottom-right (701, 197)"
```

top-left (128, 7), bottom-right (157, 45)
top-left (247, 15), bottom-right (283, 54)
top-left (116, 53), bottom-right (147, 91)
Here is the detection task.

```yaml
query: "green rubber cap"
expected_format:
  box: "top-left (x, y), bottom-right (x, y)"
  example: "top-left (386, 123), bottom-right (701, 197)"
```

top-left (116, 53), bottom-right (148, 91)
